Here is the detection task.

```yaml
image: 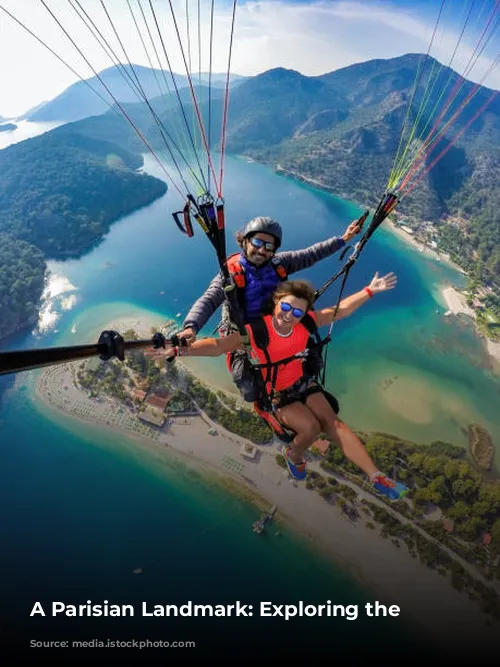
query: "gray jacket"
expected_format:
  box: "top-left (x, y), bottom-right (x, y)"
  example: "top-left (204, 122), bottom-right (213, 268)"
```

top-left (182, 235), bottom-right (346, 333)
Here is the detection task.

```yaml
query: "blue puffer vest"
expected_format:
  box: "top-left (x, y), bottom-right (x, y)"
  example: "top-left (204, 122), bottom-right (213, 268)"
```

top-left (239, 254), bottom-right (282, 322)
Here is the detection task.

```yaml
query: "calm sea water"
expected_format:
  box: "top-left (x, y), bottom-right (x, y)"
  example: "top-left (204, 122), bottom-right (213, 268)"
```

top-left (1, 145), bottom-right (498, 656)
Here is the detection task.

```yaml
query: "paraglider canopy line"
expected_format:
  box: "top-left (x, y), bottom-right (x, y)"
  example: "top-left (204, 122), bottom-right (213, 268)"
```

top-left (388, 0), bottom-right (500, 192)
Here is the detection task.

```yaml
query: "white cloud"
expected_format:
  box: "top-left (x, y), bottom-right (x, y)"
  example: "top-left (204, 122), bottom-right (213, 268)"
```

top-left (0, 0), bottom-right (498, 118)
top-left (324, 1), bottom-right (499, 85)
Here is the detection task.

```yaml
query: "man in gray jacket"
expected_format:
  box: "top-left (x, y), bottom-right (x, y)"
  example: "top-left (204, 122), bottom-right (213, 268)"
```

top-left (179, 215), bottom-right (363, 344)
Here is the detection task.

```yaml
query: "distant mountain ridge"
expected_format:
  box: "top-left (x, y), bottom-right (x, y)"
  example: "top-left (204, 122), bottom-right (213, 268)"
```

top-left (27, 65), bottom-right (248, 123)
top-left (223, 56), bottom-right (500, 278)
top-left (9, 53), bottom-right (500, 279)
top-left (2, 51), bottom-right (499, 348)
top-left (61, 54), bottom-right (499, 280)
top-left (0, 124), bottom-right (168, 342)
top-left (18, 100), bottom-right (49, 120)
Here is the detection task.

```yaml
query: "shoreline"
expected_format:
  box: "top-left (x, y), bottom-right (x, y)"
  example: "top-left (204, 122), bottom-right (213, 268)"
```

top-left (383, 217), bottom-right (464, 273)
top-left (270, 164), bottom-right (500, 371)
top-left (273, 164), bottom-right (462, 268)
top-left (272, 163), bottom-right (464, 272)
top-left (382, 220), bottom-right (500, 370)
top-left (439, 285), bottom-right (500, 368)
top-left (32, 316), bottom-right (499, 652)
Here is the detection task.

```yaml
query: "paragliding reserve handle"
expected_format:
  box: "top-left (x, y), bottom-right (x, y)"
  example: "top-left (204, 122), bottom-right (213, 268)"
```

top-left (357, 209), bottom-right (370, 228)
top-left (0, 330), bottom-right (172, 377)
top-left (338, 209), bottom-right (370, 262)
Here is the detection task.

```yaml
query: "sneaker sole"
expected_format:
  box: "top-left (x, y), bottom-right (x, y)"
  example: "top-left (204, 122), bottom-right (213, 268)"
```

top-left (375, 487), bottom-right (408, 502)
top-left (282, 446), bottom-right (306, 481)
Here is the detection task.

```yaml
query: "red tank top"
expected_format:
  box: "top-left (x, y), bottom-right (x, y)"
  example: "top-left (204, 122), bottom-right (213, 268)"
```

top-left (245, 313), bottom-right (316, 393)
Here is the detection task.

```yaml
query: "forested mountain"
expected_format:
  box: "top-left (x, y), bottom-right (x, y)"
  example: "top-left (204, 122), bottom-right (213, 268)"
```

top-left (18, 100), bottom-right (48, 119)
top-left (219, 67), bottom-right (350, 152)
top-left (0, 127), bottom-right (167, 341)
top-left (0, 235), bottom-right (46, 340)
top-left (0, 129), bottom-right (167, 257)
top-left (27, 64), bottom-right (246, 123)
top-left (63, 54), bottom-right (500, 278)
top-left (235, 56), bottom-right (500, 279)
top-left (2, 52), bottom-right (499, 343)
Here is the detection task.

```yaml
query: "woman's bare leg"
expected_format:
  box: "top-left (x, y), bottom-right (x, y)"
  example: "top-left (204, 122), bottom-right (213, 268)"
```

top-left (305, 391), bottom-right (378, 477)
top-left (276, 401), bottom-right (322, 465)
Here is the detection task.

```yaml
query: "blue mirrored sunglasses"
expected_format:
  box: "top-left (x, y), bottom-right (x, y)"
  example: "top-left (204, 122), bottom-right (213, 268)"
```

top-left (249, 236), bottom-right (275, 251)
top-left (280, 302), bottom-right (305, 318)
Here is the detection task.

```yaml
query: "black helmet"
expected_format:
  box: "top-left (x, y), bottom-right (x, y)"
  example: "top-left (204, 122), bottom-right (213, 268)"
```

top-left (243, 217), bottom-right (282, 248)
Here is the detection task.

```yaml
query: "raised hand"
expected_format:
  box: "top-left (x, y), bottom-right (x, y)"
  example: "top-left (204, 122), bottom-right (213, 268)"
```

top-left (368, 271), bottom-right (398, 293)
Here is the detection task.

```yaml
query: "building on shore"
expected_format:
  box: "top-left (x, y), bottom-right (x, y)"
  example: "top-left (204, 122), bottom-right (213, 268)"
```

top-left (240, 443), bottom-right (259, 460)
top-left (443, 518), bottom-right (455, 534)
top-left (311, 438), bottom-right (330, 457)
top-left (137, 392), bottom-right (174, 427)
top-left (138, 406), bottom-right (166, 427)
top-left (146, 393), bottom-right (171, 411)
top-left (400, 225), bottom-right (414, 235)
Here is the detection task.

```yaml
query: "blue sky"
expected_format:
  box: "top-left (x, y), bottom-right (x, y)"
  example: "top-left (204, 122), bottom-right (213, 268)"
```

top-left (0, 0), bottom-right (498, 118)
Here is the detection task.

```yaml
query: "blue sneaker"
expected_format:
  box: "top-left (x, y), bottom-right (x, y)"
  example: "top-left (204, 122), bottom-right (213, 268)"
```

top-left (371, 473), bottom-right (408, 501)
top-left (282, 446), bottom-right (307, 481)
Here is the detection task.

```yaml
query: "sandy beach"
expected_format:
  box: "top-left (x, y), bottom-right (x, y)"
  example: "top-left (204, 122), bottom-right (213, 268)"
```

top-left (441, 286), bottom-right (476, 319)
top-left (385, 218), bottom-right (463, 270)
top-left (361, 217), bottom-right (500, 372)
top-left (440, 285), bottom-right (500, 368)
top-left (33, 316), bottom-right (499, 653)
top-left (485, 338), bottom-right (500, 365)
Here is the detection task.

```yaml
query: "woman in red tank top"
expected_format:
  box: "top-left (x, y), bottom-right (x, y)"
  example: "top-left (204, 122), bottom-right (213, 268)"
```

top-left (163, 273), bottom-right (408, 500)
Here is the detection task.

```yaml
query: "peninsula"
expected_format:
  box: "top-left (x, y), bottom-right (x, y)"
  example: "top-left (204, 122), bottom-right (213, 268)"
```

top-left (0, 127), bottom-right (167, 342)
top-left (35, 316), bottom-right (500, 652)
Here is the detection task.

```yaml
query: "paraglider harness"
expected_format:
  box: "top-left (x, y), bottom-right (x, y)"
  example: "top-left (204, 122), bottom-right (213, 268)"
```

top-left (224, 251), bottom-right (289, 401)
top-left (171, 191), bottom-right (399, 443)
top-left (172, 197), bottom-right (337, 442)
top-left (223, 254), bottom-right (338, 432)
top-left (220, 239), bottom-right (344, 442)
top-left (226, 252), bottom-right (288, 310)
top-left (223, 195), bottom-right (398, 442)
top-left (244, 313), bottom-right (339, 444)
top-left (229, 311), bottom-right (328, 403)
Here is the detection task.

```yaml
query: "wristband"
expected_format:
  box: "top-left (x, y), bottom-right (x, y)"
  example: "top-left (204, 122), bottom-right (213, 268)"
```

top-left (364, 286), bottom-right (373, 298)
